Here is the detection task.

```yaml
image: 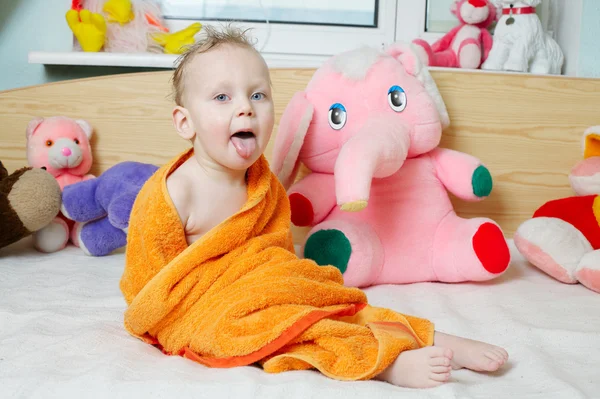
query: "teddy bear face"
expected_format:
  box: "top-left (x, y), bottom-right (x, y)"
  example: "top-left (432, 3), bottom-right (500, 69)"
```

top-left (26, 116), bottom-right (93, 179)
top-left (451, 0), bottom-right (497, 27)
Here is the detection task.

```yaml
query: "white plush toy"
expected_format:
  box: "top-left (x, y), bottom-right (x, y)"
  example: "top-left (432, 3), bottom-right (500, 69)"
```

top-left (482, 0), bottom-right (564, 74)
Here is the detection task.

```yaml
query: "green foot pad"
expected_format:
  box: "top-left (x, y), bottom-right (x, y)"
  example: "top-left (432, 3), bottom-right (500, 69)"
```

top-left (304, 229), bottom-right (352, 274)
top-left (472, 165), bottom-right (493, 197)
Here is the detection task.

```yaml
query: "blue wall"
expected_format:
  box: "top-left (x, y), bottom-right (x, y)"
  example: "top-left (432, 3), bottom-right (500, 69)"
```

top-left (577, 0), bottom-right (600, 78)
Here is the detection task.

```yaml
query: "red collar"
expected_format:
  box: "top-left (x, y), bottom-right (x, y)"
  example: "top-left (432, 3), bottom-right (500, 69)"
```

top-left (502, 6), bottom-right (536, 15)
top-left (71, 0), bottom-right (83, 11)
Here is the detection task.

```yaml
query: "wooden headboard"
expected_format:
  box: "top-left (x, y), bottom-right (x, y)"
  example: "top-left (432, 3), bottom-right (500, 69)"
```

top-left (1, 69), bottom-right (600, 240)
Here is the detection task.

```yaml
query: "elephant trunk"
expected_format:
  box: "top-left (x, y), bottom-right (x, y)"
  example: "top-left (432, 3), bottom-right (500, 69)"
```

top-left (334, 118), bottom-right (411, 210)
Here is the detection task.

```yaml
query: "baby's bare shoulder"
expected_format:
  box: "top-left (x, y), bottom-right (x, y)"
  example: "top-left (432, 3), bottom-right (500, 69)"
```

top-left (166, 169), bottom-right (194, 219)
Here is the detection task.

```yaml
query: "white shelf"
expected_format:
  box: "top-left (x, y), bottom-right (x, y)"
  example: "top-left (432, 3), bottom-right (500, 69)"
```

top-left (29, 51), bottom-right (179, 68)
top-left (29, 51), bottom-right (584, 79)
top-left (28, 51), bottom-right (330, 69)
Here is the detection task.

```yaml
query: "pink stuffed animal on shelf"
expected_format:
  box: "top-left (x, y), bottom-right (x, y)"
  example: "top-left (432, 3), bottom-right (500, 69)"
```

top-left (271, 42), bottom-right (511, 288)
top-left (412, 0), bottom-right (496, 69)
top-left (26, 116), bottom-right (95, 253)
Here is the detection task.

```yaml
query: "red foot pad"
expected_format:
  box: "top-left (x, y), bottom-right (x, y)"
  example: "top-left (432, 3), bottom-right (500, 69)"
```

top-left (534, 195), bottom-right (600, 249)
top-left (473, 223), bottom-right (510, 274)
top-left (289, 193), bottom-right (314, 226)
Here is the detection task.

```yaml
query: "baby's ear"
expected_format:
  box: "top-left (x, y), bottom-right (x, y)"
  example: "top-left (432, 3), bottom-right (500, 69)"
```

top-left (172, 106), bottom-right (195, 140)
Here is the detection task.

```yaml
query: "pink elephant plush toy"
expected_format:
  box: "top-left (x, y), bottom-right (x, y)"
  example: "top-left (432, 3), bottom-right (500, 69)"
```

top-left (271, 42), bottom-right (511, 288)
top-left (412, 0), bottom-right (497, 69)
top-left (26, 116), bottom-right (95, 253)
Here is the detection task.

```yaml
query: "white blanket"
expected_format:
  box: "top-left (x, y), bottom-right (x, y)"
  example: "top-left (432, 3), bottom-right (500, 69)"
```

top-left (1, 238), bottom-right (599, 398)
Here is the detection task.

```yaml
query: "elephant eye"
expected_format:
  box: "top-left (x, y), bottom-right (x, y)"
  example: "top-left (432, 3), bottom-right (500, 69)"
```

top-left (328, 103), bottom-right (347, 130)
top-left (388, 85), bottom-right (407, 112)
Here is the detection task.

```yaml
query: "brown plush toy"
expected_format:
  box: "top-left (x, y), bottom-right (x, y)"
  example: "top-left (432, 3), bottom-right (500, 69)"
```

top-left (0, 160), bottom-right (62, 250)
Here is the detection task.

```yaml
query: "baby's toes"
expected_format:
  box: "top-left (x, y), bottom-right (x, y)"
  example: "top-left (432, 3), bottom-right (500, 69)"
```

top-left (487, 349), bottom-right (509, 367)
top-left (430, 372), bottom-right (451, 383)
top-left (431, 365), bottom-right (452, 374)
top-left (485, 350), bottom-right (504, 362)
top-left (482, 358), bottom-right (502, 372)
top-left (427, 346), bottom-right (454, 361)
top-left (443, 348), bottom-right (454, 360)
top-left (495, 347), bottom-right (509, 361)
top-left (430, 355), bottom-right (451, 367)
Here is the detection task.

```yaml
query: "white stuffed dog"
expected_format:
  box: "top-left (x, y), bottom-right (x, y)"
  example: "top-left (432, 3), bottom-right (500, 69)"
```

top-left (482, 0), bottom-right (563, 74)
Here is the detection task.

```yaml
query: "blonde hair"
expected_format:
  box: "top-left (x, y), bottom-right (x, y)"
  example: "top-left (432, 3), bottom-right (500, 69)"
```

top-left (171, 24), bottom-right (258, 106)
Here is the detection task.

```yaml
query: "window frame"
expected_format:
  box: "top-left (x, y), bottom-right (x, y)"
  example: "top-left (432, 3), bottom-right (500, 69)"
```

top-left (397, 0), bottom-right (554, 43)
top-left (161, 0), bottom-right (557, 68)
top-left (164, 0), bottom-right (398, 67)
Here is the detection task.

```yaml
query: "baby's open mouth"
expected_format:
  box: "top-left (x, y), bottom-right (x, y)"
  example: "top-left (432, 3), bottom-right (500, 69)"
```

top-left (232, 131), bottom-right (255, 139)
top-left (231, 131), bottom-right (257, 159)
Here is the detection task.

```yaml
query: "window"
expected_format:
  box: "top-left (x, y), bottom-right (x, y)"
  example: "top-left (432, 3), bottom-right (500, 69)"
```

top-left (426, 0), bottom-right (464, 33)
top-left (423, 0), bottom-right (554, 36)
top-left (397, 0), bottom-right (556, 49)
top-left (160, 0), bottom-right (396, 67)
top-left (158, 0), bottom-right (560, 68)
top-left (161, 0), bottom-right (378, 27)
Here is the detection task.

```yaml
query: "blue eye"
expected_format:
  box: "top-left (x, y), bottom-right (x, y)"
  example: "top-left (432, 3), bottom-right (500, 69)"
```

top-left (387, 85), bottom-right (407, 112)
top-left (215, 94), bottom-right (229, 101)
top-left (251, 93), bottom-right (265, 101)
top-left (328, 103), bottom-right (347, 130)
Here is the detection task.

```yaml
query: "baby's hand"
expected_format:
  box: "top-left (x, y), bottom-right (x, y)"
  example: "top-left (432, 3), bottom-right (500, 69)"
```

top-left (66, 9), bottom-right (107, 52)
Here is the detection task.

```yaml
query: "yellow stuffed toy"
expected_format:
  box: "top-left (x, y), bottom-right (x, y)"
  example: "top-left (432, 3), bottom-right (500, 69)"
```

top-left (151, 22), bottom-right (202, 54)
top-left (66, 8), bottom-right (107, 52)
top-left (102, 0), bottom-right (135, 25)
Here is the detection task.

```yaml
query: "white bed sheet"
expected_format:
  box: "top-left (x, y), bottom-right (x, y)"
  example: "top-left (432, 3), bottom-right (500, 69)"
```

top-left (1, 238), bottom-right (599, 399)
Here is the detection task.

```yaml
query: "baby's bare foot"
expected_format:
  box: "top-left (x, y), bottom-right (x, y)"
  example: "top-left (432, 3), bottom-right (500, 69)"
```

top-left (375, 346), bottom-right (454, 389)
top-left (434, 332), bottom-right (508, 372)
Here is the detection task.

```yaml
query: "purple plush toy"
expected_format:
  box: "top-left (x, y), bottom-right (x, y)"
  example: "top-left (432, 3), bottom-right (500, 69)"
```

top-left (61, 161), bottom-right (159, 256)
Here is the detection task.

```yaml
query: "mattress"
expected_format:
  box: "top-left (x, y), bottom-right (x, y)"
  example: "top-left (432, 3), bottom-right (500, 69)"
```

top-left (1, 238), bottom-right (599, 398)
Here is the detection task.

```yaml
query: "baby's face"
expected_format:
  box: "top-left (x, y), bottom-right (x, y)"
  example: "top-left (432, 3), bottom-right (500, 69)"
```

top-left (181, 44), bottom-right (274, 171)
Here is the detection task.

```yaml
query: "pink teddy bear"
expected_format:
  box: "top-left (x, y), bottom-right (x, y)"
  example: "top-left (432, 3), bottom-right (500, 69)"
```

top-left (271, 42), bottom-right (510, 288)
top-left (412, 0), bottom-right (497, 69)
top-left (26, 116), bottom-right (95, 253)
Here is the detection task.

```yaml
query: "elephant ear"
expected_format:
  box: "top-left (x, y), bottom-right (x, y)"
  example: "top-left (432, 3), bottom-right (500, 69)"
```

top-left (271, 91), bottom-right (314, 190)
top-left (385, 41), bottom-right (451, 130)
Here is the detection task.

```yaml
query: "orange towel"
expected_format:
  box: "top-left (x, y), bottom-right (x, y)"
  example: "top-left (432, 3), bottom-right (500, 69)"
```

top-left (120, 148), bottom-right (435, 381)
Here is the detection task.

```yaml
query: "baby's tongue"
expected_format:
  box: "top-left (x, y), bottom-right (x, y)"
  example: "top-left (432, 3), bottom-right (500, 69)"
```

top-left (231, 135), bottom-right (256, 159)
